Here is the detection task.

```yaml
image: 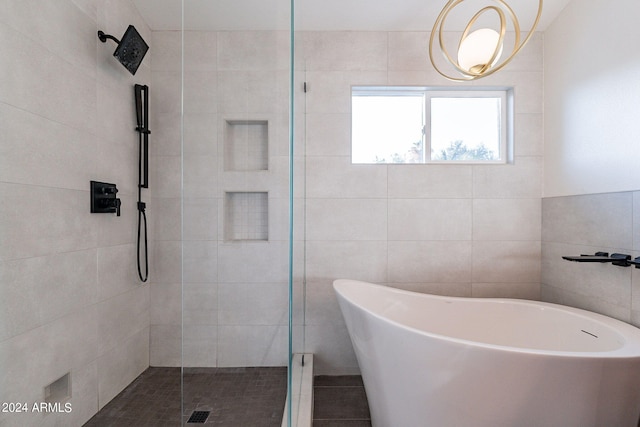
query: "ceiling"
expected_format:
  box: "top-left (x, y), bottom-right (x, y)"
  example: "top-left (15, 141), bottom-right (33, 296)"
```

top-left (133, 0), bottom-right (572, 32)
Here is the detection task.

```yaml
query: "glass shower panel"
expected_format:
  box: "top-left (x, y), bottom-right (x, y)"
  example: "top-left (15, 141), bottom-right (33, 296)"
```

top-left (288, 50), bottom-right (310, 427)
top-left (179, 1), bottom-right (296, 425)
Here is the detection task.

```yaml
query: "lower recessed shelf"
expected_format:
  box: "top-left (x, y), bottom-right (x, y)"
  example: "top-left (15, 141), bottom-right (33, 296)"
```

top-left (224, 192), bottom-right (268, 241)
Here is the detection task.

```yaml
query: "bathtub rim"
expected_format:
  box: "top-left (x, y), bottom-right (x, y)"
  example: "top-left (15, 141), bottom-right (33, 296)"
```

top-left (333, 278), bottom-right (640, 358)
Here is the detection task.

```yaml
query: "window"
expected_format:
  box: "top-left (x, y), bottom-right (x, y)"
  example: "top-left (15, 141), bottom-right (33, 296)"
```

top-left (351, 86), bottom-right (512, 164)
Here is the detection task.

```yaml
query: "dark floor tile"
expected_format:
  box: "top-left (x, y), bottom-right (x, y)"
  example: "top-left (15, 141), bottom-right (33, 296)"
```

top-left (314, 375), bottom-right (364, 387)
top-left (313, 421), bottom-right (372, 427)
top-left (83, 367), bottom-right (286, 427)
top-left (313, 385), bottom-right (370, 420)
top-left (82, 416), bottom-right (121, 427)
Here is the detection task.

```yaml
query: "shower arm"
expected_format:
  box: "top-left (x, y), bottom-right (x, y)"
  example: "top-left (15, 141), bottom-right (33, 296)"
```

top-left (97, 31), bottom-right (120, 45)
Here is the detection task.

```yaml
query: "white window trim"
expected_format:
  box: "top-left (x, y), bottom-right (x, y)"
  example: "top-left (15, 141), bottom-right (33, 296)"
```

top-left (425, 90), bottom-right (509, 164)
top-left (351, 86), bottom-right (514, 165)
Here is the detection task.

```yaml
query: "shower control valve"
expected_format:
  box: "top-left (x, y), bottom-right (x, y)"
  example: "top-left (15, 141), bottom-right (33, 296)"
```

top-left (90, 181), bottom-right (121, 217)
top-left (101, 186), bottom-right (118, 195)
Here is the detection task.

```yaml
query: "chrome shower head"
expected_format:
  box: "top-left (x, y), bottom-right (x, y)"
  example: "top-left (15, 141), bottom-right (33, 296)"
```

top-left (98, 25), bottom-right (148, 75)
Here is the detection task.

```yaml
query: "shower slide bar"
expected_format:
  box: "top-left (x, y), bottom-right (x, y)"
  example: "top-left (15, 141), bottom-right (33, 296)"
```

top-left (135, 84), bottom-right (149, 282)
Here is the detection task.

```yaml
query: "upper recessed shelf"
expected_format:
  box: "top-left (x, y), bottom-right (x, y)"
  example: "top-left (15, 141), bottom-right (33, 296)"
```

top-left (224, 119), bottom-right (268, 171)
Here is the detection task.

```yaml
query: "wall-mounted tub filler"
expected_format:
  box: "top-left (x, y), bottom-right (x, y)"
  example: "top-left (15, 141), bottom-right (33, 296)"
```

top-left (563, 252), bottom-right (640, 268)
top-left (90, 181), bottom-right (121, 216)
top-left (98, 25), bottom-right (148, 75)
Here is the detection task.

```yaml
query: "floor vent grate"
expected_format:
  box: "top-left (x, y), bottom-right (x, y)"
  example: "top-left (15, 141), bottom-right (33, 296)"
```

top-left (187, 410), bottom-right (210, 423)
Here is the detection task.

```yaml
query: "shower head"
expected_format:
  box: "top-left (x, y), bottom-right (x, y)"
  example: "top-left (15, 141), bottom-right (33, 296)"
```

top-left (98, 25), bottom-right (148, 75)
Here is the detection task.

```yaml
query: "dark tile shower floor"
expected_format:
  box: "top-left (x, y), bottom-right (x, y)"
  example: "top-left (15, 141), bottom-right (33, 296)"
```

top-left (83, 367), bottom-right (287, 426)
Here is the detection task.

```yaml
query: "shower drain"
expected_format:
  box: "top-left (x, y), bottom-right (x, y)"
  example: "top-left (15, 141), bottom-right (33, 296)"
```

top-left (187, 411), bottom-right (210, 423)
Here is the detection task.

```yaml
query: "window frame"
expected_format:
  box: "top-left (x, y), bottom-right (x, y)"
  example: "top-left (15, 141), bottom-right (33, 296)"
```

top-left (351, 86), bottom-right (514, 165)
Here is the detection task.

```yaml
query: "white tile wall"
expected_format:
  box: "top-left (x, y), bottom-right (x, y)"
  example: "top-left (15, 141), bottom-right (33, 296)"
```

top-left (542, 191), bottom-right (640, 324)
top-left (97, 327), bottom-right (150, 408)
top-left (0, 104), bottom-right (95, 191)
top-left (0, 1), bottom-right (151, 425)
top-left (473, 199), bottom-right (541, 241)
top-left (295, 30), bottom-right (543, 374)
top-left (388, 199), bottom-right (472, 241)
top-left (218, 31), bottom-right (289, 71)
top-left (305, 156), bottom-right (388, 198)
top-left (387, 164), bottom-right (473, 198)
top-left (305, 241), bottom-right (386, 283)
top-left (4, 4), bottom-right (629, 402)
top-left (473, 241), bottom-right (541, 283)
top-left (182, 283), bottom-right (218, 325)
top-left (150, 30), bottom-right (292, 370)
top-left (148, 28), bottom-right (544, 375)
top-left (306, 199), bottom-right (388, 241)
top-left (147, 28), bottom-right (184, 370)
top-left (150, 324), bottom-right (181, 367)
top-left (182, 324), bottom-right (218, 367)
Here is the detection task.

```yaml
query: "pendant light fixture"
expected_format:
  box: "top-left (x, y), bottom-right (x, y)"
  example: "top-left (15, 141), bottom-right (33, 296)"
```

top-left (429, 0), bottom-right (543, 81)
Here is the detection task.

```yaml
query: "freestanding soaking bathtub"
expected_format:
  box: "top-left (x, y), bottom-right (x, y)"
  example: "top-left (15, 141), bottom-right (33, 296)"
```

top-left (333, 279), bottom-right (640, 427)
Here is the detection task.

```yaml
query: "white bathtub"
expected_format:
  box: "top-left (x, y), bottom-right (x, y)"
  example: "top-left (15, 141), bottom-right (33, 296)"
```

top-left (333, 279), bottom-right (640, 427)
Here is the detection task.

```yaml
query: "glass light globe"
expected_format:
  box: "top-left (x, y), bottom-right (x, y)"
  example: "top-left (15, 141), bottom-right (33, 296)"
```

top-left (457, 28), bottom-right (504, 74)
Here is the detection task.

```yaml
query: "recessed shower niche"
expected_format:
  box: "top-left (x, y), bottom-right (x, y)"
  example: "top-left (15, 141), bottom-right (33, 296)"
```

top-left (224, 119), bottom-right (269, 171)
top-left (224, 192), bottom-right (269, 241)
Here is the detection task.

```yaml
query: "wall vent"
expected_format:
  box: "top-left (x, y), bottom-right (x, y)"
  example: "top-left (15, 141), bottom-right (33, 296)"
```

top-left (44, 373), bottom-right (71, 404)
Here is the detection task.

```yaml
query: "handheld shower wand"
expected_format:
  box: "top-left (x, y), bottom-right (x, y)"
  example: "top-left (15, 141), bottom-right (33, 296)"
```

top-left (135, 84), bottom-right (149, 282)
top-left (135, 84), bottom-right (149, 188)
